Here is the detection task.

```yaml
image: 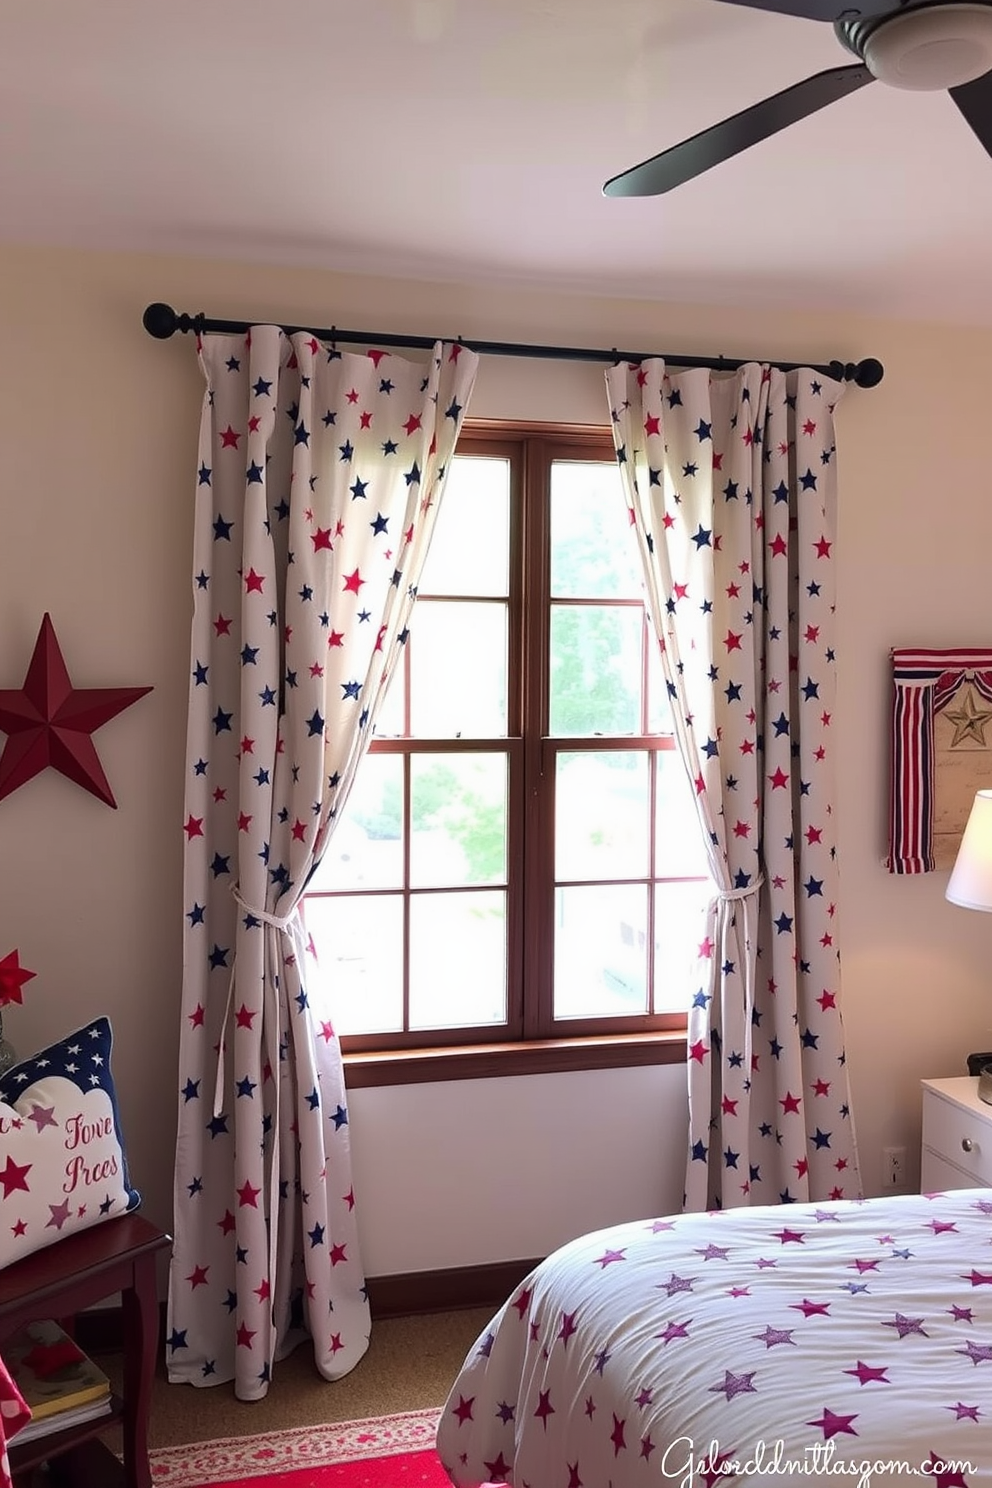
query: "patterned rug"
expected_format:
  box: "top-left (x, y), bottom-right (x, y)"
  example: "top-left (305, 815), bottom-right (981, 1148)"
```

top-left (147, 1408), bottom-right (502, 1488)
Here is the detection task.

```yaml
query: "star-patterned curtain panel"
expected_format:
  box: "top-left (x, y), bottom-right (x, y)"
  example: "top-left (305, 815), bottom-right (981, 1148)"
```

top-left (169, 326), bottom-right (478, 1399)
top-left (605, 361), bottom-right (861, 1212)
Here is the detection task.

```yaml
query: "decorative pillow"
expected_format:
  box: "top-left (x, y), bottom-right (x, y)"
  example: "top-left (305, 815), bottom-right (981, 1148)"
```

top-left (0, 1017), bottom-right (140, 1270)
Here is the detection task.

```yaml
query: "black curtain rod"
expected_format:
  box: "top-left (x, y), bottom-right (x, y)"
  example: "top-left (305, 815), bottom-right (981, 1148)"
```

top-left (142, 302), bottom-right (884, 389)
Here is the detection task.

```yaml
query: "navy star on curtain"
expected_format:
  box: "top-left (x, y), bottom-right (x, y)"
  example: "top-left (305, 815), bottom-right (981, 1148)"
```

top-left (606, 361), bottom-right (861, 1211)
top-left (169, 326), bottom-right (478, 1397)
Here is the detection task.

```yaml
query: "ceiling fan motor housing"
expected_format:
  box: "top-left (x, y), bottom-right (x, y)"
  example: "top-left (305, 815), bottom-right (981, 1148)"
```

top-left (837, 1), bottom-right (992, 89)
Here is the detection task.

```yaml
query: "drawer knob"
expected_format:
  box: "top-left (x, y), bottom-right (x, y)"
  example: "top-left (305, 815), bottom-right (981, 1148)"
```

top-left (962, 1137), bottom-right (975, 1153)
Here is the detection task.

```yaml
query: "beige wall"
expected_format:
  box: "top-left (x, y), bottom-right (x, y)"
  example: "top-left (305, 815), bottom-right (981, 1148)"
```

top-left (0, 242), bottom-right (989, 1278)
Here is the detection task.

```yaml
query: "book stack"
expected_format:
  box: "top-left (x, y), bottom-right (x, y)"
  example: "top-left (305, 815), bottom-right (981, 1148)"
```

top-left (2, 1318), bottom-right (113, 1446)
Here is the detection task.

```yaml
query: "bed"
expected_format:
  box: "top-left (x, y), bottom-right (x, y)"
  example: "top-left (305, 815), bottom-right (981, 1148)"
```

top-left (436, 1190), bottom-right (992, 1488)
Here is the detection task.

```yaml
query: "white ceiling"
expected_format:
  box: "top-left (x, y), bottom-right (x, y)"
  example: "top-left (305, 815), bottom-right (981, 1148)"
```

top-left (4, 0), bottom-right (992, 325)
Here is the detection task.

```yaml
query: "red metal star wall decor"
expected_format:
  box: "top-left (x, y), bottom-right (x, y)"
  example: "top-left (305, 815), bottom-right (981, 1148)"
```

top-left (0, 948), bottom-right (35, 1008)
top-left (0, 614), bottom-right (152, 807)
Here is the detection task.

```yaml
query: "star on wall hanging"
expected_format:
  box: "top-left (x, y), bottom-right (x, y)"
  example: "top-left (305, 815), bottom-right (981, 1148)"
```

top-left (944, 683), bottom-right (992, 748)
top-left (0, 614), bottom-right (152, 807)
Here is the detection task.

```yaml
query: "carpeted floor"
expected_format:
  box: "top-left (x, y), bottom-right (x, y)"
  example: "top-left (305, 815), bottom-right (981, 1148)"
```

top-left (95, 1308), bottom-right (492, 1450)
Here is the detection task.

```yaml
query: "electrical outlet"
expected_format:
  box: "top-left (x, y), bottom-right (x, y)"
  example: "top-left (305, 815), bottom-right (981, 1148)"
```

top-left (882, 1146), bottom-right (907, 1190)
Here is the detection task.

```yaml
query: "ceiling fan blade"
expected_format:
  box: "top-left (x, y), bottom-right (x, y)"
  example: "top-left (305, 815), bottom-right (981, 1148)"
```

top-left (950, 69), bottom-right (992, 158)
top-left (716, 0), bottom-right (893, 20)
top-left (603, 64), bottom-right (875, 197)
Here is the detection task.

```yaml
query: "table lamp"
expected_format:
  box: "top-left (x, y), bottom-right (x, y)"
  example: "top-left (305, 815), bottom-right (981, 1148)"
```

top-left (946, 788), bottom-right (992, 1103)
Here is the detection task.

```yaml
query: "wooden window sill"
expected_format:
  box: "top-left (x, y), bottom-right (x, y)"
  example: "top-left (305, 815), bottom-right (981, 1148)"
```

top-left (342, 1030), bottom-right (687, 1087)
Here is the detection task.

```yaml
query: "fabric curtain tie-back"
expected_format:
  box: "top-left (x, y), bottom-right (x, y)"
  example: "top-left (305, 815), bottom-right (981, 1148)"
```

top-left (231, 885), bottom-right (299, 934)
top-left (714, 875), bottom-right (765, 903)
top-left (713, 875), bottom-right (764, 1083)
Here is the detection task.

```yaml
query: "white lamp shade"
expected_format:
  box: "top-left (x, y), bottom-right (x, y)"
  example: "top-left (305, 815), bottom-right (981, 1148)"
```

top-left (947, 789), bottom-right (992, 911)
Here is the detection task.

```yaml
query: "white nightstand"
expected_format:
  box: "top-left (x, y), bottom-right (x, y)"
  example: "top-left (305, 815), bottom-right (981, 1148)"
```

top-left (921, 1077), bottom-right (992, 1190)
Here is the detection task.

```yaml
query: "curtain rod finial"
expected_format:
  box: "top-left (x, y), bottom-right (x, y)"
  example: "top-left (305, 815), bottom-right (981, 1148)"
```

top-left (854, 357), bottom-right (884, 388)
top-left (828, 356), bottom-right (884, 388)
top-left (143, 303), bottom-right (179, 339)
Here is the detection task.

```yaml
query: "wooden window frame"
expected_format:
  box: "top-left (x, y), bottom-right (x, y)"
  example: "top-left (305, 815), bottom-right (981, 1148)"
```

top-left (306, 420), bottom-right (694, 1086)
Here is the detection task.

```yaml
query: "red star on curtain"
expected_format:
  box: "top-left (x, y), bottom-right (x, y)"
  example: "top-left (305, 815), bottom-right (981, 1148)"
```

top-left (0, 614), bottom-right (152, 807)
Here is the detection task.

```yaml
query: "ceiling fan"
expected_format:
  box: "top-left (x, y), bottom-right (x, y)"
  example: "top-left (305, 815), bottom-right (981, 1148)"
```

top-left (603, 0), bottom-right (992, 196)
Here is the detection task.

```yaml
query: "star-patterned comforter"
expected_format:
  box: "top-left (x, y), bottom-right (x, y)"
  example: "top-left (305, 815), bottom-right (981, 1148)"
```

top-left (437, 1190), bottom-right (992, 1488)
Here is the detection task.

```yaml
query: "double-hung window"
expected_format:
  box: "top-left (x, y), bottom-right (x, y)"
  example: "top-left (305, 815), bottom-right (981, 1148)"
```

top-left (303, 423), bottom-right (711, 1080)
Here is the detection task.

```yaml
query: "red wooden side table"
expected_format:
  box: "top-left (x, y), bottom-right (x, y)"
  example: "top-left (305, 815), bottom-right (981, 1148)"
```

top-left (0, 1213), bottom-right (171, 1488)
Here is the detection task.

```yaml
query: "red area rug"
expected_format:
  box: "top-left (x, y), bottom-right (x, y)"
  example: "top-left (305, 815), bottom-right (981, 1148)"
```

top-left (148, 1408), bottom-right (502, 1488)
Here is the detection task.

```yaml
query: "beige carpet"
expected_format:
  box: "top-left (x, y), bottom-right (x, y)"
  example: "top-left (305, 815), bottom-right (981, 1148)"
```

top-left (96, 1308), bottom-right (493, 1450)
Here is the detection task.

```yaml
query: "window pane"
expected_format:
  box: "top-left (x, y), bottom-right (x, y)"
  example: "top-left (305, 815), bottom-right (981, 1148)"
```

top-left (549, 605), bottom-right (641, 735)
top-left (654, 881), bottom-right (712, 1013)
top-left (410, 601), bottom-right (507, 737)
top-left (374, 658), bottom-right (406, 738)
top-left (555, 751), bottom-right (648, 880)
top-left (550, 460), bottom-right (642, 599)
top-left (411, 752), bottom-right (507, 888)
top-left (307, 753), bottom-right (404, 891)
top-left (646, 626), bottom-right (675, 734)
top-left (420, 456), bottom-right (509, 598)
top-left (554, 883), bottom-right (648, 1019)
top-left (655, 751), bottom-right (712, 879)
top-left (305, 893), bottom-right (404, 1035)
top-left (409, 890), bottom-right (507, 1029)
